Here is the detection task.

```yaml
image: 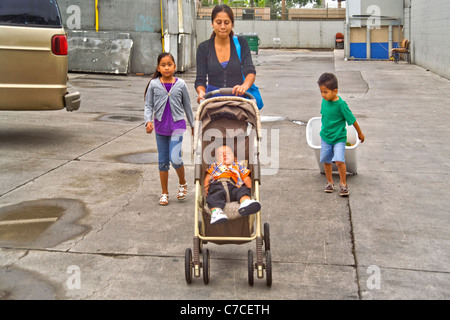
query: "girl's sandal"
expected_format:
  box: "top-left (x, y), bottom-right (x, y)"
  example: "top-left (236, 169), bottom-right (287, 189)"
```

top-left (177, 183), bottom-right (188, 201)
top-left (159, 194), bottom-right (169, 206)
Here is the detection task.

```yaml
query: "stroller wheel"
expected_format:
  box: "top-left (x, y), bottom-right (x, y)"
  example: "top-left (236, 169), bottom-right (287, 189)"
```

top-left (265, 250), bottom-right (272, 287)
top-left (248, 249), bottom-right (254, 286)
top-left (264, 223), bottom-right (270, 252)
top-left (203, 249), bottom-right (210, 284)
top-left (185, 248), bottom-right (193, 284)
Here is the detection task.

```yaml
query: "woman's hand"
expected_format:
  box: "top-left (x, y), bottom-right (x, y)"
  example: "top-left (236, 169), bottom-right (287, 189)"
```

top-left (197, 88), bottom-right (206, 104)
top-left (146, 122), bottom-right (154, 134)
top-left (232, 84), bottom-right (249, 96)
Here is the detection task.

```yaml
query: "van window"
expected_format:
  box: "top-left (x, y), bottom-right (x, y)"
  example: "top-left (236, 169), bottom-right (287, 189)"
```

top-left (0, 0), bottom-right (62, 27)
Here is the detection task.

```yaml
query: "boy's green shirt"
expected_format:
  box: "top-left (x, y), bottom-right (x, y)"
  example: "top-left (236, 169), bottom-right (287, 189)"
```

top-left (320, 96), bottom-right (356, 144)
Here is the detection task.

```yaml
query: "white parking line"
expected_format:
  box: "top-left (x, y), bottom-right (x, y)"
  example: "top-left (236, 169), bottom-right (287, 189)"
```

top-left (0, 217), bottom-right (58, 226)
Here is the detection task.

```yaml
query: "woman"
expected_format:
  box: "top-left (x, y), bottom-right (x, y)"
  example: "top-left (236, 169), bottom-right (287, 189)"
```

top-left (195, 4), bottom-right (256, 104)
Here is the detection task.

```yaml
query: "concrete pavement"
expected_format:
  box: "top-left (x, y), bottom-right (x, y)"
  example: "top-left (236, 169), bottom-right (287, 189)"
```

top-left (0, 49), bottom-right (449, 301)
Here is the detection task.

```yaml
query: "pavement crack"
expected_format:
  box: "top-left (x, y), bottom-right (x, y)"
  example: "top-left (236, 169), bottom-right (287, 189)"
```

top-left (347, 197), bottom-right (362, 300)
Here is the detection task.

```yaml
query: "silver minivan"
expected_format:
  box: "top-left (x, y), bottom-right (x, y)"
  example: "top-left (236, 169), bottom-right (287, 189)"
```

top-left (0, 0), bottom-right (80, 111)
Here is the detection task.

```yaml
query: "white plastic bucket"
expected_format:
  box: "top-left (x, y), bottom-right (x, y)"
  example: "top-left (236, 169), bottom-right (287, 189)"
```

top-left (306, 117), bottom-right (360, 174)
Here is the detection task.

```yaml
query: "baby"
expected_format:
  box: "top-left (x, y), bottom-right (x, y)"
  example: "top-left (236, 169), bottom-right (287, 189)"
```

top-left (204, 145), bottom-right (261, 225)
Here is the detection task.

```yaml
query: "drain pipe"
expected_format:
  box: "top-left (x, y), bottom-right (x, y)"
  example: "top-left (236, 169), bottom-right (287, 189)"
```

top-left (95, 0), bottom-right (99, 32)
top-left (160, 0), bottom-right (165, 52)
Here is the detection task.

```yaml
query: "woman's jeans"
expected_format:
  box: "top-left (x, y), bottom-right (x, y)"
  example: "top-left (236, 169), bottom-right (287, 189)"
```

top-left (155, 133), bottom-right (184, 171)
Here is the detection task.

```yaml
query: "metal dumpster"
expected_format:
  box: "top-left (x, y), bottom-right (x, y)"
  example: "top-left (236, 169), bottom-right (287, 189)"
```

top-left (236, 33), bottom-right (260, 55)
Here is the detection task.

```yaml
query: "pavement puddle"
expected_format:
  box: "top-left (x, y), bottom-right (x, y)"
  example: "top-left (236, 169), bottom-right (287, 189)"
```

top-left (0, 199), bottom-right (89, 248)
top-left (97, 114), bottom-right (143, 123)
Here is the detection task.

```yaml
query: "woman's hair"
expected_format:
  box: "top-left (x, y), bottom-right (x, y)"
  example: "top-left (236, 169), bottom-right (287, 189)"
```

top-left (144, 52), bottom-right (176, 98)
top-left (318, 72), bottom-right (338, 91)
top-left (210, 4), bottom-right (234, 39)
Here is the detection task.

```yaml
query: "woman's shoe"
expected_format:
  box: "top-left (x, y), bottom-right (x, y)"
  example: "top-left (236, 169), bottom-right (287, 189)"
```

top-left (159, 194), bottom-right (169, 206)
top-left (177, 183), bottom-right (188, 200)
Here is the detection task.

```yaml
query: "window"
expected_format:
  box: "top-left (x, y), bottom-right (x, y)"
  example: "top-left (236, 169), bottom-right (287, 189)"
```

top-left (0, 0), bottom-right (62, 27)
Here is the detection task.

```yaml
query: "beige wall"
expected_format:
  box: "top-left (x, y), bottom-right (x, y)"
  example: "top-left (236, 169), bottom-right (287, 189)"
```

top-left (350, 26), bottom-right (403, 43)
top-left (197, 6), bottom-right (271, 21)
top-left (289, 8), bottom-right (345, 20)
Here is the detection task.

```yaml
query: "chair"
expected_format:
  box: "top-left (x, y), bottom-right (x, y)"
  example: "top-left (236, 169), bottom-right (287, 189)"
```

top-left (335, 32), bottom-right (344, 49)
top-left (273, 38), bottom-right (281, 49)
top-left (391, 39), bottom-right (410, 64)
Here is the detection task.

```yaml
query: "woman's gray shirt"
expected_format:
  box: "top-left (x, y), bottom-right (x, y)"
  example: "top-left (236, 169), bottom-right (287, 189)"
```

top-left (144, 77), bottom-right (194, 128)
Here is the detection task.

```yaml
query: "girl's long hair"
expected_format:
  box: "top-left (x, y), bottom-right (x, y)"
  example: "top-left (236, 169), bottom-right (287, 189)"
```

top-left (144, 52), bottom-right (176, 98)
top-left (210, 4), bottom-right (234, 39)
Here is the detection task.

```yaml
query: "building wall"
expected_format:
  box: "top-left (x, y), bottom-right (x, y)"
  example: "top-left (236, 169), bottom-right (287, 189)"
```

top-left (196, 19), bottom-right (345, 49)
top-left (345, 0), bottom-right (403, 60)
top-left (57, 0), bottom-right (196, 74)
top-left (197, 6), bottom-right (271, 20)
top-left (289, 8), bottom-right (346, 20)
top-left (407, 0), bottom-right (450, 79)
top-left (347, 0), bottom-right (403, 27)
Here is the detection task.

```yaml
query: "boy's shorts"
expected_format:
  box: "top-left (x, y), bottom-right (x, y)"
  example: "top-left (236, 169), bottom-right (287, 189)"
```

top-left (320, 139), bottom-right (346, 163)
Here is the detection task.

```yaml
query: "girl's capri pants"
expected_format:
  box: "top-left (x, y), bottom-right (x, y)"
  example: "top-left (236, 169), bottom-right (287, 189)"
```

top-left (320, 139), bottom-right (346, 163)
top-left (155, 133), bottom-right (184, 171)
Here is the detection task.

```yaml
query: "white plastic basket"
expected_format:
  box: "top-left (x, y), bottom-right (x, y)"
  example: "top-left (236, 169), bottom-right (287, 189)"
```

top-left (306, 117), bottom-right (360, 174)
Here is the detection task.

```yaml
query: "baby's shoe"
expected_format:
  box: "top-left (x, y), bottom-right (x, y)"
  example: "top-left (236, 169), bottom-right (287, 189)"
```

top-left (211, 208), bottom-right (228, 225)
top-left (238, 199), bottom-right (261, 216)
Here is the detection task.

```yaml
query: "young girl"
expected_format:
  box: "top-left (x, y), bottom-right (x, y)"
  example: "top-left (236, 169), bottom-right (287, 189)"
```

top-left (144, 52), bottom-right (194, 206)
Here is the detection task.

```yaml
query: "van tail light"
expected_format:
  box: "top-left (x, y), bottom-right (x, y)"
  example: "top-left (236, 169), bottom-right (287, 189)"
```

top-left (52, 35), bottom-right (68, 55)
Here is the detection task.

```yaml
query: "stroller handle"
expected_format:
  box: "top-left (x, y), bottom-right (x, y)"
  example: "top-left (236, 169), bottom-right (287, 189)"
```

top-left (204, 88), bottom-right (255, 101)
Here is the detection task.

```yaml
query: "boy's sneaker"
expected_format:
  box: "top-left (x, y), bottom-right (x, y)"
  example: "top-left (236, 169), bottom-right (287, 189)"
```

top-left (238, 199), bottom-right (261, 216)
top-left (211, 208), bottom-right (228, 225)
top-left (324, 182), bottom-right (334, 193)
top-left (340, 184), bottom-right (349, 196)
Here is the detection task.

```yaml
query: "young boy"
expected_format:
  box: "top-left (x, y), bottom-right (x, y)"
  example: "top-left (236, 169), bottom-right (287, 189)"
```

top-left (204, 145), bottom-right (261, 225)
top-left (318, 73), bottom-right (365, 196)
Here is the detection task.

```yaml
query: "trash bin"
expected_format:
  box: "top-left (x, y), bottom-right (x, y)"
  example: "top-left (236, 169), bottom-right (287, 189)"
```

top-left (236, 33), bottom-right (260, 55)
top-left (306, 117), bottom-right (360, 174)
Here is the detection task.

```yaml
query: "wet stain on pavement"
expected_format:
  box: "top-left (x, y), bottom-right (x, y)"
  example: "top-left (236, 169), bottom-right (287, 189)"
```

top-left (117, 151), bottom-right (159, 164)
top-left (0, 198), bottom-right (90, 248)
top-left (97, 114), bottom-right (143, 123)
top-left (0, 267), bottom-right (63, 300)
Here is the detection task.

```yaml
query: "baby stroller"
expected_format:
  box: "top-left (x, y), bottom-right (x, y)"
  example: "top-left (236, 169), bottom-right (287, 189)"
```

top-left (185, 88), bottom-right (272, 286)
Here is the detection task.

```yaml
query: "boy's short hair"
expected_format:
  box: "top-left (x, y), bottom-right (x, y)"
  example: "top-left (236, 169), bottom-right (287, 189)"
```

top-left (318, 73), bottom-right (338, 91)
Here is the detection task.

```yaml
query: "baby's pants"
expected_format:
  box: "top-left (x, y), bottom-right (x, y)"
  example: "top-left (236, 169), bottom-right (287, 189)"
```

top-left (206, 181), bottom-right (251, 210)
